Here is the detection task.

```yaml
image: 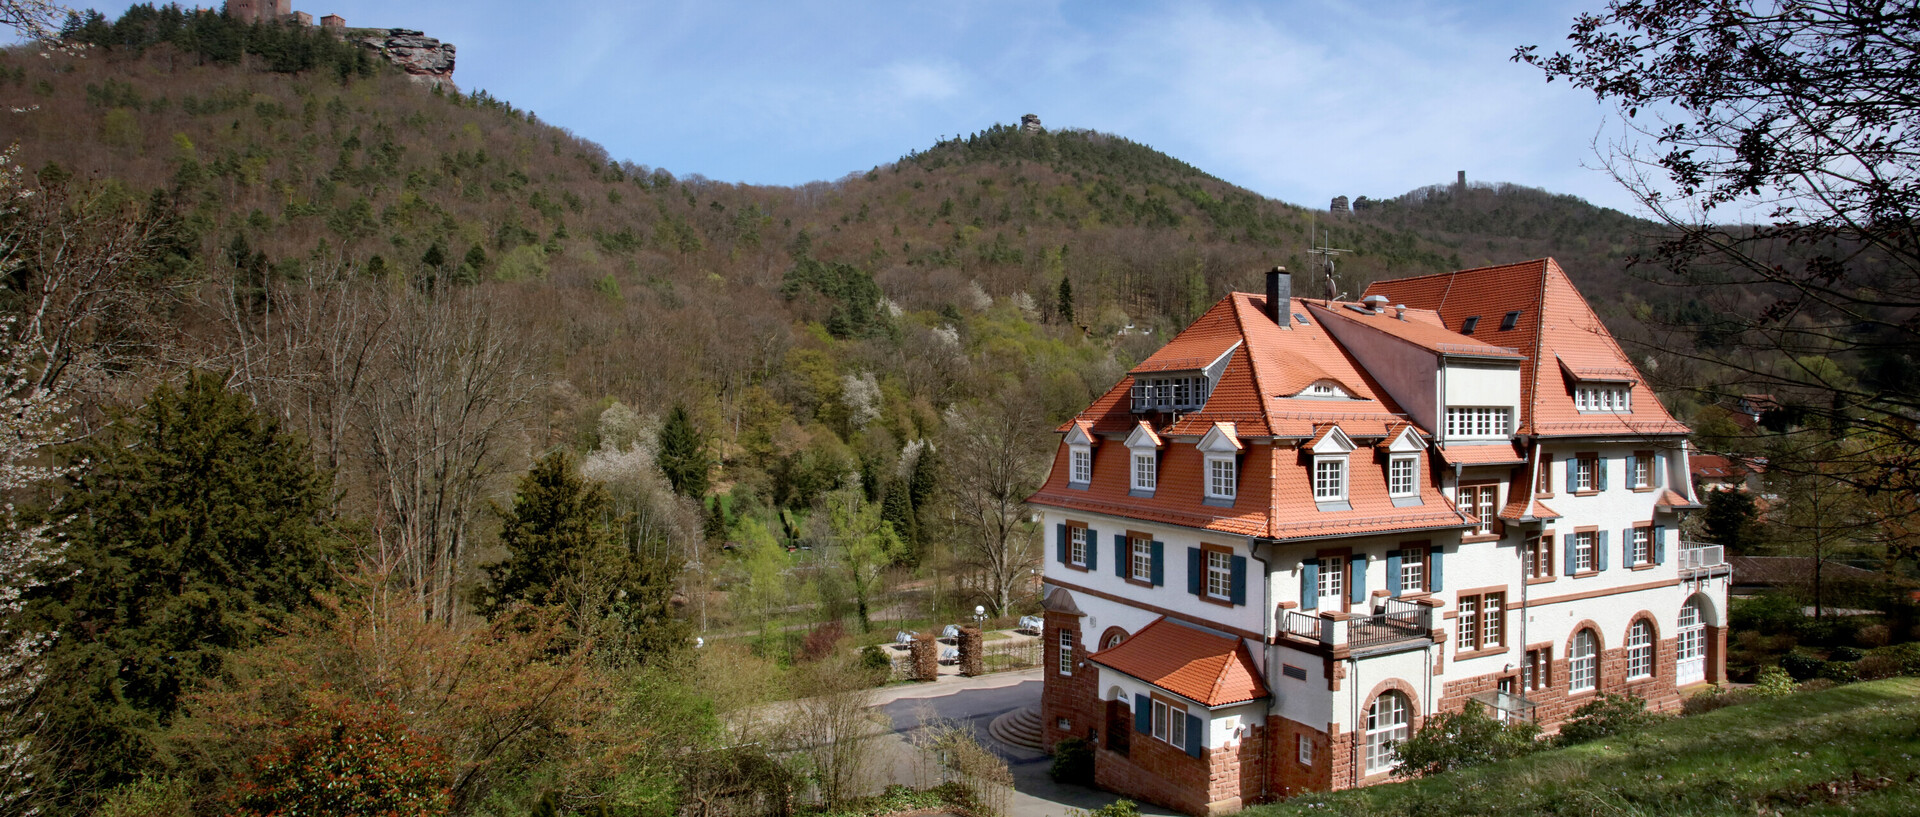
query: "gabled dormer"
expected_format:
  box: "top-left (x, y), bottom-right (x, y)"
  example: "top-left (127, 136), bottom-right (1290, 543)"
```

top-left (1197, 422), bottom-right (1242, 507)
top-left (1288, 378), bottom-right (1359, 400)
top-left (1380, 425), bottom-right (1427, 507)
top-left (1065, 420), bottom-right (1097, 490)
top-left (1129, 342), bottom-right (1240, 414)
top-left (1307, 424), bottom-right (1356, 511)
top-left (1125, 421), bottom-right (1163, 498)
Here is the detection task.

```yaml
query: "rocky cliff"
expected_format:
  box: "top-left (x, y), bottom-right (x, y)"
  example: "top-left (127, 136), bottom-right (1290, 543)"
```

top-left (351, 29), bottom-right (456, 93)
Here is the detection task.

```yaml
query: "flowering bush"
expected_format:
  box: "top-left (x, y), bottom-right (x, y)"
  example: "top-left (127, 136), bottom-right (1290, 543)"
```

top-left (229, 696), bottom-right (451, 817)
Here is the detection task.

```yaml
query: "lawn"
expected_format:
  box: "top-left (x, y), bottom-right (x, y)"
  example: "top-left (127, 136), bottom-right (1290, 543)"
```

top-left (1241, 678), bottom-right (1920, 817)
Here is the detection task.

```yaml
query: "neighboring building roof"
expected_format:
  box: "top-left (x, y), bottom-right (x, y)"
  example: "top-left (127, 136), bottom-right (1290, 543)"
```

top-left (1730, 556), bottom-right (1891, 587)
top-left (1363, 259), bottom-right (1689, 439)
top-left (1655, 489), bottom-right (1702, 511)
top-left (1437, 442), bottom-right (1528, 467)
top-left (1090, 617), bottom-right (1269, 707)
top-left (1692, 453), bottom-right (1762, 481)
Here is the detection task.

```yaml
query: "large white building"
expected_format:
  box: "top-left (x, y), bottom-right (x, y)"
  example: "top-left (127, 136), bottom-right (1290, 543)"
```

top-left (1028, 260), bottom-right (1731, 815)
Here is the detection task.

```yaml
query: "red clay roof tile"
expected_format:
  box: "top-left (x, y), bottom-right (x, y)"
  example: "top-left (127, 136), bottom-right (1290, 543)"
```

top-left (1089, 617), bottom-right (1269, 707)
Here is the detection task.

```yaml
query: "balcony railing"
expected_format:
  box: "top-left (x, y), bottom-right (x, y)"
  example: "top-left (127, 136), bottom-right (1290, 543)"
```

top-left (1278, 598), bottom-right (1432, 652)
top-left (1281, 610), bottom-right (1326, 641)
top-left (1680, 541), bottom-right (1730, 577)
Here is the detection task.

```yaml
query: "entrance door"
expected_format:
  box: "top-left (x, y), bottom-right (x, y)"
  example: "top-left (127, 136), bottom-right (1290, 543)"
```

top-left (1318, 556), bottom-right (1346, 611)
top-left (1677, 600), bottom-right (1706, 685)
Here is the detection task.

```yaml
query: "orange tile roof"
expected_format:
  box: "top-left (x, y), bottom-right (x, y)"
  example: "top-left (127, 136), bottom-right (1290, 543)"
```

top-left (1655, 489), bottom-right (1701, 510)
top-left (1364, 259), bottom-right (1690, 439)
top-left (1307, 301), bottom-right (1525, 360)
top-left (1090, 617), bottom-right (1269, 707)
top-left (1437, 443), bottom-right (1528, 466)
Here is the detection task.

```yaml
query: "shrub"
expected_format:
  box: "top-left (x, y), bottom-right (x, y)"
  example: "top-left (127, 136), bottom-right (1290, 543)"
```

top-left (1854, 654), bottom-right (1905, 680)
top-left (1392, 701), bottom-right (1540, 777)
top-left (1049, 737), bottom-right (1094, 785)
top-left (859, 645), bottom-right (892, 675)
top-left (1682, 684), bottom-right (1739, 716)
top-left (1555, 694), bottom-right (1663, 746)
top-left (1751, 666), bottom-right (1799, 697)
top-left (1867, 642), bottom-right (1920, 676)
top-left (1819, 660), bottom-right (1858, 683)
top-left (1068, 799), bottom-right (1140, 817)
top-left (799, 621), bottom-right (847, 663)
top-left (1856, 623), bottom-right (1892, 648)
top-left (229, 696), bottom-right (452, 817)
top-left (1831, 645), bottom-right (1866, 662)
top-left (1780, 650), bottom-right (1824, 681)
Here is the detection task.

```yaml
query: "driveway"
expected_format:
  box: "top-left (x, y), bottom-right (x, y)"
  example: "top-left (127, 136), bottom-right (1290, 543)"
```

top-left (869, 669), bottom-right (1178, 817)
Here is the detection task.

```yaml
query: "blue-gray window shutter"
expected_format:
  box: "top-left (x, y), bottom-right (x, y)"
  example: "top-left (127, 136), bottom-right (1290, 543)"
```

top-left (1654, 525), bottom-right (1667, 564)
top-left (1429, 547), bottom-right (1445, 592)
top-left (1596, 530), bottom-right (1610, 570)
top-left (1114, 534), bottom-right (1127, 578)
top-left (1597, 457), bottom-right (1609, 491)
top-left (1655, 453), bottom-right (1667, 487)
top-left (1056, 524), bottom-right (1067, 564)
top-left (1185, 713), bottom-right (1204, 757)
top-left (1627, 454), bottom-right (1639, 485)
top-left (1086, 529), bottom-right (1098, 571)
top-left (1350, 555), bottom-right (1368, 605)
top-left (1623, 529), bottom-right (1634, 566)
top-left (1564, 534), bottom-right (1577, 575)
top-left (1300, 559), bottom-right (1319, 610)
top-left (1151, 541), bottom-right (1165, 586)
top-left (1188, 547), bottom-right (1203, 596)
top-left (1229, 556), bottom-right (1247, 605)
top-left (1135, 695), bottom-right (1151, 733)
top-left (1386, 550), bottom-right (1403, 596)
top-left (1565, 456), bottom-right (1576, 489)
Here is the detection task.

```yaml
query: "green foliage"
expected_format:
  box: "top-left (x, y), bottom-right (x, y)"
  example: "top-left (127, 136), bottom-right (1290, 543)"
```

top-left (1554, 693), bottom-right (1664, 746)
top-left (1048, 737), bottom-right (1094, 785)
top-left (1390, 701), bottom-right (1540, 777)
top-left (1752, 666), bottom-right (1800, 697)
top-left (858, 645), bottom-right (891, 674)
top-left (229, 696), bottom-right (451, 817)
top-left (657, 404), bottom-right (710, 498)
top-left (1702, 488), bottom-right (1761, 552)
top-left (69, 5), bottom-right (378, 78)
top-left (781, 256), bottom-right (889, 340)
top-left (33, 372), bottom-right (341, 797)
top-left (1780, 650), bottom-right (1826, 680)
top-left (1868, 642), bottom-right (1920, 677)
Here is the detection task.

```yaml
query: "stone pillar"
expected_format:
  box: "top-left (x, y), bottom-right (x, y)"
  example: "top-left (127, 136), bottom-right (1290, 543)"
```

top-left (958, 625), bottom-right (985, 676)
top-left (1706, 625), bottom-right (1728, 684)
top-left (910, 631), bottom-right (938, 682)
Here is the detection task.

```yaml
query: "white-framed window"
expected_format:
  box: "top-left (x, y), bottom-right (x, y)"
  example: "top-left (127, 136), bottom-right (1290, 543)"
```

top-left (1317, 556), bottom-right (1344, 603)
top-left (1400, 547), bottom-right (1426, 593)
top-left (1132, 451), bottom-right (1156, 492)
top-left (1632, 451), bottom-right (1653, 488)
top-left (1297, 733), bottom-right (1313, 765)
top-left (1677, 600), bottom-right (1706, 685)
top-left (1388, 454), bottom-right (1417, 497)
top-left (1070, 447), bottom-right (1092, 484)
top-left (1570, 629), bottom-right (1598, 692)
top-left (1457, 590), bottom-right (1507, 653)
top-left (1631, 526), bottom-right (1651, 566)
top-left (1208, 456), bottom-right (1237, 500)
top-left (1524, 647), bottom-right (1551, 691)
top-left (1575, 384), bottom-right (1631, 413)
top-left (1058, 629), bottom-right (1073, 676)
top-left (1574, 454), bottom-right (1598, 492)
top-left (1206, 549), bottom-right (1232, 601)
top-left (1129, 535), bottom-right (1152, 582)
top-left (1069, 525), bottom-right (1088, 567)
top-left (1313, 456), bottom-right (1347, 501)
top-left (1525, 534), bottom-right (1552, 579)
top-left (1456, 484), bottom-right (1497, 535)
top-left (1302, 380), bottom-right (1347, 398)
top-left (1457, 595), bottom-right (1478, 651)
top-left (1364, 691), bottom-right (1410, 774)
top-left (1445, 407), bottom-right (1512, 439)
top-left (1152, 698), bottom-right (1187, 747)
top-left (1626, 620), bottom-right (1654, 680)
top-left (1574, 531), bottom-right (1595, 573)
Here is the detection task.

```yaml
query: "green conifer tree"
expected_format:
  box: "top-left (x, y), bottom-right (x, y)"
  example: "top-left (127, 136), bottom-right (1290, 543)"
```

top-left (657, 405), bottom-right (710, 498)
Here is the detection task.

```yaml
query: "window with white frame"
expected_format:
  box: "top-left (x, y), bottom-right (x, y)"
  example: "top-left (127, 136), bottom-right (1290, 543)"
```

top-left (1318, 556), bottom-right (1344, 602)
top-left (1677, 601), bottom-right (1706, 685)
top-left (1151, 698), bottom-right (1187, 747)
top-left (1445, 407), bottom-right (1512, 439)
top-left (1069, 525), bottom-right (1088, 567)
top-left (1570, 629), bottom-right (1598, 692)
top-left (1388, 454), bottom-right (1417, 497)
top-left (1525, 534), bottom-right (1553, 579)
top-left (1297, 734), bottom-right (1313, 765)
top-left (1631, 526), bottom-right (1651, 566)
top-left (1132, 451), bottom-right (1156, 492)
top-left (1524, 647), bottom-right (1551, 691)
top-left (1457, 484), bottom-right (1497, 535)
top-left (1365, 691), bottom-right (1410, 774)
top-left (1574, 531), bottom-right (1596, 573)
top-left (1575, 384), bottom-right (1632, 412)
top-left (1070, 447), bottom-right (1092, 484)
top-left (1626, 620), bottom-right (1654, 679)
top-left (1208, 456), bottom-right (1237, 500)
top-left (1314, 456), bottom-right (1347, 501)
top-left (1206, 549), bottom-right (1232, 601)
top-left (1400, 546), bottom-right (1426, 593)
top-left (1457, 595), bottom-right (1478, 651)
top-left (1632, 450), bottom-right (1653, 488)
top-left (1457, 591), bottom-right (1507, 653)
top-left (1129, 535), bottom-right (1152, 582)
top-left (1057, 629), bottom-right (1073, 675)
top-left (1574, 454), bottom-right (1599, 492)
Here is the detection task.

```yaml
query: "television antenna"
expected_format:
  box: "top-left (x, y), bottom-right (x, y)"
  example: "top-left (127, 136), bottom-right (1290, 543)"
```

top-left (1305, 219), bottom-right (1351, 300)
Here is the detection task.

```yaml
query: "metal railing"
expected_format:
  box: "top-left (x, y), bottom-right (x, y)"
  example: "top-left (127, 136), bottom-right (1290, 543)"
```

top-left (1350, 598), bottom-right (1431, 650)
top-left (1281, 610), bottom-right (1324, 641)
top-left (1680, 542), bottom-right (1728, 573)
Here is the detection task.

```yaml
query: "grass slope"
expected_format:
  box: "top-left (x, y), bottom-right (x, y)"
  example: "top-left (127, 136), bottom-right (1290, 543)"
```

top-left (1243, 678), bottom-right (1920, 817)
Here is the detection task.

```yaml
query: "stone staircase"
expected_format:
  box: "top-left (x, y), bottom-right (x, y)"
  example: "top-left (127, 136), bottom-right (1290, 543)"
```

top-left (987, 705), bottom-right (1046, 752)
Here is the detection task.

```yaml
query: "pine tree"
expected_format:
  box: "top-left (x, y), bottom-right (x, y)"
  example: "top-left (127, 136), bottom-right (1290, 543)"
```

top-left (703, 496), bottom-right (728, 543)
top-left (657, 404), bottom-right (710, 498)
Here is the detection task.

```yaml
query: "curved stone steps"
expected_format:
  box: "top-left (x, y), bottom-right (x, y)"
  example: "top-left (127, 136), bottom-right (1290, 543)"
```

top-left (987, 705), bottom-right (1046, 752)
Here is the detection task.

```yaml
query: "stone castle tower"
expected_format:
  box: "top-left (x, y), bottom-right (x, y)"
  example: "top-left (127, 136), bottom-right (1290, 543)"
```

top-left (225, 0), bottom-right (293, 25)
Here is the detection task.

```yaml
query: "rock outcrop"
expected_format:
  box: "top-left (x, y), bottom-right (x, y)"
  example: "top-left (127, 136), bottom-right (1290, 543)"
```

top-left (1021, 113), bottom-right (1043, 134)
top-left (352, 29), bottom-right (456, 93)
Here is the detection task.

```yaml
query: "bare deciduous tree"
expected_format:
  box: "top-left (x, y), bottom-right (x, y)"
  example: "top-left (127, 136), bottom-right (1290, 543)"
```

top-left (938, 393), bottom-right (1046, 616)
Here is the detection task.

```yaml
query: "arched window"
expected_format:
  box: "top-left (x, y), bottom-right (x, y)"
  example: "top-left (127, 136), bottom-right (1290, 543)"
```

top-left (1677, 600), bottom-right (1706, 685)
top-left (1102, 628), bottom-right (1127, 650)
top-left (1570, 629), bottom-right (1599, 692)
top-left (1365, 691), bottom-right (1410, 774)
top-left (1626, 620), bottom-right (1654, 680)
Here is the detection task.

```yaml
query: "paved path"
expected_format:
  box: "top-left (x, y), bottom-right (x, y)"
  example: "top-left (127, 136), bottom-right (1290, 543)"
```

top-left (869, 668), bottom-right (1177, 817)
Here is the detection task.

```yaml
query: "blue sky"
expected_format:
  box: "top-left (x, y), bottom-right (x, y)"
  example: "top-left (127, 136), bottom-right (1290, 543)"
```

top-left (80, 1), bottom-right (1646, 213)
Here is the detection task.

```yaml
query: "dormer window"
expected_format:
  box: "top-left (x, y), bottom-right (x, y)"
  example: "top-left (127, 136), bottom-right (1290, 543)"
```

top-left (1070, 448), bottom-right (1092, 484)
top-left (1130, 374), bottom-right (1211, 412)
top-left (1461, 316), bottom-right (1480, 334)
top-left (1294, 380), bottom-right (1352, 399)
top-left (1125, 422), bottom-right (1162, 497)
top-left (1381, 426), bottom-right (1427, 505)
top-left (1064, 423), bottom-right (1096, 488)
top-left (1313, 457), bottom-right (1346, 501)
top-left (1133, 453), bottom-right (1156, 492)
top-left (1445, 407), bottom-right (1512, 440)
top-left (1198, 422), bottom-right (1243, 506)
top-left (1574, 383), bottom-right (1632, 413)
top-left (1500, 310), bottom-right (1521, 330)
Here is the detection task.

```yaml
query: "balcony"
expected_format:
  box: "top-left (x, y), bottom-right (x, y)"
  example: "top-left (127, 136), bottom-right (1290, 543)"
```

top-left (1279, 597), bottom-right (1435, 654)
top-left (1680, 541), bottom-right (1732, 579)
